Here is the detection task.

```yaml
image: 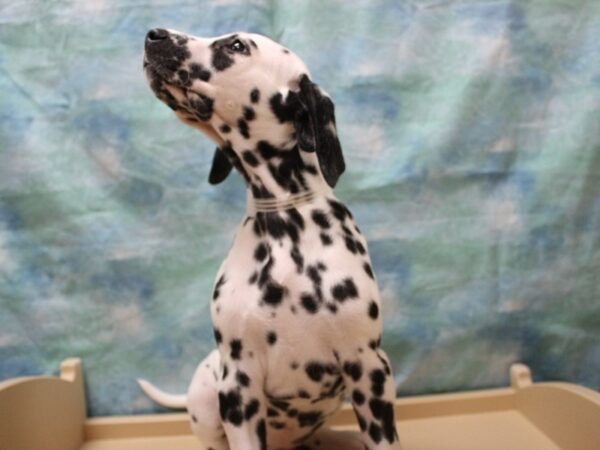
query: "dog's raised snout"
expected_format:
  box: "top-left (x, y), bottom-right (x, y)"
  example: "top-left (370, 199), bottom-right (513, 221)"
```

top-left (146, 28), bottom-right (169, 42)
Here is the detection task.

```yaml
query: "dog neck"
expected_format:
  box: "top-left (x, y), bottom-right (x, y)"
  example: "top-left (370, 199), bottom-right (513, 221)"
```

top-left (223, 135), bottom-right (333, 212)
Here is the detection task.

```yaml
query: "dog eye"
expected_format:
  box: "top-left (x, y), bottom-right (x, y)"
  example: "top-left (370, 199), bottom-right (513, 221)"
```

top-left (229, 39), bottom-right (246, 52)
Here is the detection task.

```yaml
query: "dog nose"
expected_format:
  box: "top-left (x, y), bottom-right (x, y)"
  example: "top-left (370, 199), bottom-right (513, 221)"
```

top-left (146, 28), bottom-right (169, 42)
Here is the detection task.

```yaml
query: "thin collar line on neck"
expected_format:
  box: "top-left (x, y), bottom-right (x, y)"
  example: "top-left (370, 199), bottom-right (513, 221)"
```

top-left (247, 186), bottom-right (332, 214)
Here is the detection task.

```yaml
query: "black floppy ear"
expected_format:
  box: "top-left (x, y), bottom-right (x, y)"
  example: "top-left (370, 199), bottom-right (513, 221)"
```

top-left (208, 147), bottom-right (233, 184)
top-left (294, 74), bottom-right (345, 187)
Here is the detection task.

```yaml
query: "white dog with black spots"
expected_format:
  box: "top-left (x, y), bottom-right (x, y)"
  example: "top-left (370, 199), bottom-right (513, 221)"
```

top-left (139, 28), bottom-right (402, 450)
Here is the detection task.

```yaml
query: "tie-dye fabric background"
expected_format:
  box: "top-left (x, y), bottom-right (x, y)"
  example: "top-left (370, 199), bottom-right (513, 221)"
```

top-left (1, 0), bottom-right (599, 417)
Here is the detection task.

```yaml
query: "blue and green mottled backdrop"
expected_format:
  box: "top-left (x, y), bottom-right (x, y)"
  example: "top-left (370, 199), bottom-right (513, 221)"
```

top-left (0, 0), bottom-right (599, 417)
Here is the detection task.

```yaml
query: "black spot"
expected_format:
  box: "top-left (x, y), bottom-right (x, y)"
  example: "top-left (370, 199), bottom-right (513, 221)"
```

top-left (328, 199), bottom-right (352, 222)
top-left (222, 364), bottom-right (229, 380)
top-left (257, 140), bottom-right (285, 159)
top-left (345, 236), bottom-right (358, 254)
top-left (331, 278), bottom-right (359, 302)
top-left (287, 408), bottom-right (298, 418)
top-left (263, 282), bottom-right (284, 306)
top-left (298, 411), bottom-right (322, 427)
top-left (301, 294), bottom-right (318, 314)
top-left (270, 399), bottom-right (289, 411)
top-left (370, 369), bottom-right (386, 397)
top-left (290, 246), bottom-right (304, 272)
top-left (230, 339), bottom-right (242, 360)
top-left (248, 272), bottom-right (258, 284)
top-left (369, 301), bottom-right (379, 320)
top-left (287, 209), bottom-right (305, 229)
top-left (269, 92), bottom-right (298, 123)
top-left (355, 410), bottom-right (367, 431)
top-left (267, 407), bottom-right (279, 417)
top-left (267, 331), bottom-right (277, 345)
top-left (244, 398), bottom-right (260, 420)
top-left (352, 389), bottom-right (365, 405)
top-left (210, 36), bottom-right (241, 71)
top-left (243, 150), bottom-right (260, 167)
top-left (343, 361), bottom-right (363, 382)
top-left (243, 106), bottom-right (256, 121)
top-left (236, 370), bottom-right (250, 387)
top-left (270, 420), bottom-right (286, 429)
top-left (218, 389), bottom-right (243, 425)
top-left (298, 389), bottom-right (310, 398)
top-left (238, 118), bottom-right (250, 138)
top-left (305, 362), bottom-right (325, 382)
top-left (220, 124), bottom-right (232, 133)
top-left (369, 422), bottom-right (383, 443)
top-left (356, 240), bottom-right (366, 254)
top-left (311, 210), bottom-right (331, 229)
top-left (250, 88), bottom-right (260, 103)
top-left (254, 242), bottom-right (268, 261)
top-left (214, 328), bottom-right (222, 344)
top-left (291, 361), bottom-right (299, 370)
top-left (257, 419), bottom-right (267, 450)
top-left (189, 63), bottom-right (211, 81)
top-left (320, 233), bottom-right (332, 246)
top-left (364, 262), bottom-right (375, 279)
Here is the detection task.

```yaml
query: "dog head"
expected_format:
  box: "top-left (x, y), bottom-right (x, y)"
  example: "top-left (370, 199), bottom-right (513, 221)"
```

top-left (144, 29), bottom-right (344, 187)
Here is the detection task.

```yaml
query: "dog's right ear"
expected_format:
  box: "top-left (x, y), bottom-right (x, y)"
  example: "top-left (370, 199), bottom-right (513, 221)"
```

top-left (208, 147), bottom-right (233, 184)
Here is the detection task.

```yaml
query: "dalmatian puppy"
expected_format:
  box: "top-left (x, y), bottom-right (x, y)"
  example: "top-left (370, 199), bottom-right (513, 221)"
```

top-left (140, 28), bottom-right (402, 450)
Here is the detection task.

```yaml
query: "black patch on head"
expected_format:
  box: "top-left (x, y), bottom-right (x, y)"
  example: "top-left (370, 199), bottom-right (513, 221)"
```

top-left (188, 92), bottom-right (214, 121)
top-left (230, 339), bottom-right (243, 360)
top-left (250, 88), bottom-right (260, 103)
top-left (220, 124), bottom-right (232, 134)
top-left (266, 331), bottom-right (277, 345)
top-left (145, 31), bottom-right (191, 79)
top-left (369, 301), bottom-right (379, 319)
top-left (210, 35), bottom-right (245, 71)
top-left (189, 63), bottom-right (211, 81)
top-left (269, 92), bottom-right (298, 123)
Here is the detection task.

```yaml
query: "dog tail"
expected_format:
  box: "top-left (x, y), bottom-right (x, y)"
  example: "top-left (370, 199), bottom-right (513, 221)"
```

top-left (137, 379), bottom-right (187, 409)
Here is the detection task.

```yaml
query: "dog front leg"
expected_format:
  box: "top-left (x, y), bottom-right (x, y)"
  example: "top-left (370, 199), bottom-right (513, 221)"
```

top-left (217, 355), bottom-right (267, 450)
top-left (339, 348), bottom-right (403, 450)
